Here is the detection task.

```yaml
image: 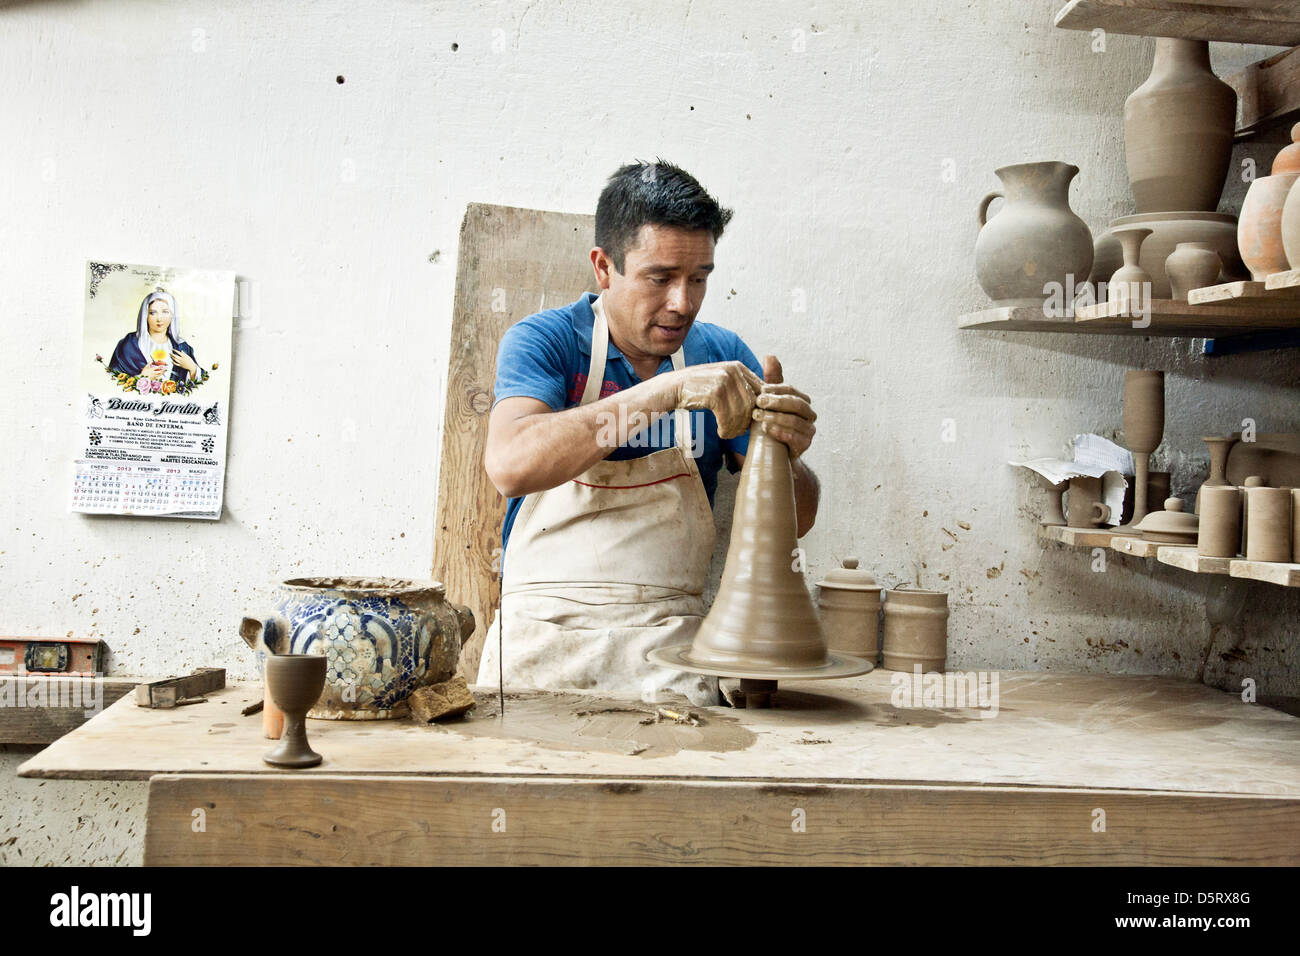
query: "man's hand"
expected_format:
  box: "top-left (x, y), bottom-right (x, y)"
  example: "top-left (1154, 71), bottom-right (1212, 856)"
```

top-left (664, 360), bottom-right (764, 439)
top-left (752, 355), bottom-right (816, 458)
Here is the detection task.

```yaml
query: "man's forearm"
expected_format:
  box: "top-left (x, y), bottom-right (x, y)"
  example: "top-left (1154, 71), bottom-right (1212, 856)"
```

top-left (793, 458), bottom-right (820, 538)
top-left (492, 379), bottom-right (677, 497)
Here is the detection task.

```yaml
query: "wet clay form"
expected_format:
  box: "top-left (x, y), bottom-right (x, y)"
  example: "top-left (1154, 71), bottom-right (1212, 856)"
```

top-left (1091, 212), bottom-right (1245, 300)
top-left (648, 419), bottom-right (872, 688)
top-left (1198, 485), bottom-right (1242, 558)
top-left (1166, 243), bottom-right (1221, 301)
top-left (242, 577), bottom-right (474, 720)
top-left (1118, 370), bottom-right (1164, 533)
top-left (1136, 497), bottom-right (1199, 545)
top-left (881, 589), bottom-right (948, 673)
top-left (1124, 39), bottom-right (1236, 214)
top-left (816, 557), bottom-right (883, 660)
top-left (1067, 476), bottom-right (1111, 528)
top-left (263, 654), bottom-right (327, 769)
top-left (1111, 226), bottom-right (1154, 308)
top-left (1245, 487), bottom-right (1293, 563)
top-left (975, 161), bottom-right (1093, 308)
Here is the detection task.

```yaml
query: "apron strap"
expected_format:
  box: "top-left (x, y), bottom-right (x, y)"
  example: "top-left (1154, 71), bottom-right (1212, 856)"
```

top-left (585, 295), bottom-right (691, 454)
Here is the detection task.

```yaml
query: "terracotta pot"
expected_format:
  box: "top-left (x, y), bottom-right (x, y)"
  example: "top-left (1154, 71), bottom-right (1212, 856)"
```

top-left (816, 558), bottom-right (883, 660)
top-left (1166, 242), bottom-right (1221, 301)
top-left (881, 589), bottom-right (948, 673)
top-left (1272, 124), bottom-right (1300, 269)
top-left (1239, 173), bottom-right (1300, 280)
top-left (242, 577), bottom-right (474, 720)
top-left (1245, 487), bottom-right (1292, 563)
top-left (1091, 212), bottom-right (1246, 299)
top-left (976, 161), bottom-right (1093, 308)
top-left (1124, 38), bottom-right (1236, 214)
top-left (1198, 485), bottom-right (1241, 558)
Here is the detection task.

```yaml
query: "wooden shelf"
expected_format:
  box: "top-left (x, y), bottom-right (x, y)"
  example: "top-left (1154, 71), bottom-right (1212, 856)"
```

top-left (1041, 527), bottom-right (1300, 587)
top-left (1226, 45), bottom-right (1300, 141)
top-left (1055, 1), bottom-right (1300, 47)
top-left (961, 297), bottom-right (1300, 339)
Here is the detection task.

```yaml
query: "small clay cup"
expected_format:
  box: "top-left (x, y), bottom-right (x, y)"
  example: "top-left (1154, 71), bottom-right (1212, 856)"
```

top-left (263, 654), bottom-right (327, 768)
top-left (1245, 487), bottom-right (1293, 563)
top-left (1197, 485), bottom-right (1241, 558)
top-left (1067, 476), bottom-right (1110, 528)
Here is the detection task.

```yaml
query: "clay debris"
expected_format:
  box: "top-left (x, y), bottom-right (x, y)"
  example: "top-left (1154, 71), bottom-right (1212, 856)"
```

top-left (409, 676), bottom-right (477, 722)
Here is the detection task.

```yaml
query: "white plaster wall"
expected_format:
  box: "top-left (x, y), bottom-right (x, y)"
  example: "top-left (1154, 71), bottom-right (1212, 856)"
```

top-left (1, 0), bottom-right (1296, 864)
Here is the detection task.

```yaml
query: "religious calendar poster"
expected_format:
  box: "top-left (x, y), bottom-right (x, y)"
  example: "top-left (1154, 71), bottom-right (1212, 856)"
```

top-left (70, 261), bottom-right (235, 519)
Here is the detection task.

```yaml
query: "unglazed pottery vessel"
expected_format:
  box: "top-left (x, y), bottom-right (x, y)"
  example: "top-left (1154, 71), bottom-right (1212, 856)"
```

top-left (1198, 485), bottom-right (1242, 558)
top-left (816, 557), bottom-right (883, 660)
top-left (1225, 433), bottom-right (1300, 488)
top-left (881, 589), bottom-right (948, 673)
top-left (1067, 476), bottom-right (1111, 528)
top-left (1240, 476), bottom-right (1267, 556)
top-left (263, 654), bottom-right (327, 769)
top-left (1110, 226), bottom-right (1154, 308)
top-left (1195, 435), bottom-right (1237, 513)
top-left (1039, 476), bottom-right (1067, 527)
top-left (650, 417), bottom-right (871, 681)
top-left (976, 161), bottom-right (1093, 308)
top-left (1240, 173), bottom-right (1300, 280)
top-left (242, 577), bottom-right (474, 719)
top-left (1271, 124), bottom-right (1300, 269)
top-left (1091, 212), bottom-right (1245, 299)
top-left (1165, 242), bottom-right (1221, 300)
top-left (1120, 371), bottom-right (1165, 531)
top-left (1245, 487), bottom-right (1292, 563)
top-left (1124, 38), bottom-right (1236, 214)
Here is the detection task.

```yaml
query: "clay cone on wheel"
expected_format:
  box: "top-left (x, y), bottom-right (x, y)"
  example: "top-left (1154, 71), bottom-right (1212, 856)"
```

top-left (649, 424), bottom-right (870, 681)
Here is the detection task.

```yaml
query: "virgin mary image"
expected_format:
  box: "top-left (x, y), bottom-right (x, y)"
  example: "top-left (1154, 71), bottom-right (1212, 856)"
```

top-left (108, 289), bottom-right (202, 385)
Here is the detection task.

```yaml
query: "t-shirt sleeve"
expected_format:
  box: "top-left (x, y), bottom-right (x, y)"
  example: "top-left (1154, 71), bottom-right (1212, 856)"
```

top-left (493, 316), bottom-right (570, 411)
top-left (720, 331), bottom-right (764, 467)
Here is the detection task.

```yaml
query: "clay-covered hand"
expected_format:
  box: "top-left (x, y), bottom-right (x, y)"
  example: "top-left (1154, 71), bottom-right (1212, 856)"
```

top-left (754, 355), bottom-right (816, 458)
top-left (671, 361), bottom-right (764, 439)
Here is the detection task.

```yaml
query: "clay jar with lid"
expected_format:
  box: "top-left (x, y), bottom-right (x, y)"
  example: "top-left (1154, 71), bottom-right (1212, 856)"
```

top-left (881, 589), bottom-right (948, 673)
top-left (1197, 486), bottom-right (1241, 558)
top-left (816, 557), bottom-right (883, 660)
top-left (1135, 497), bottom-right (1199, 544)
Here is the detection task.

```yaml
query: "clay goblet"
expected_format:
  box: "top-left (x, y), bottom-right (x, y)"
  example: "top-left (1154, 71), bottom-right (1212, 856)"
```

top-left (1117, 370), bottom-right (1165, 534)
top-left (263, 654), bottom-right (327, 769)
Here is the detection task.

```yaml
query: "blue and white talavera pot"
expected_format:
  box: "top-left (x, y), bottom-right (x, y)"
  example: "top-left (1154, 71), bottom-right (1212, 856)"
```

top-left (241, 577), bottom-right (474, 720)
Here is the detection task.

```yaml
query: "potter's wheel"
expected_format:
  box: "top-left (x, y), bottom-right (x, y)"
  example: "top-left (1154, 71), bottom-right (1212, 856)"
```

top-left (648, 644), bottom-right (874, 681)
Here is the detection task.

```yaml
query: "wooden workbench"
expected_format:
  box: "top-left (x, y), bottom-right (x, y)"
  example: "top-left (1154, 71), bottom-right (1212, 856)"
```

top-left (17, 671), bottom-right (1300, 865)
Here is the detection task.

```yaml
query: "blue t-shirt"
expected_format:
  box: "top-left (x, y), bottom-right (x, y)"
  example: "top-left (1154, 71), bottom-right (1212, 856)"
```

top-left (493, 292), bottom-right (763, 553)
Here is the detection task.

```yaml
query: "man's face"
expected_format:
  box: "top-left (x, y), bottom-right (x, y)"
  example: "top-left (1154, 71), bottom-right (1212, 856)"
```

top-left (600, 224), bottom-right (714, 361)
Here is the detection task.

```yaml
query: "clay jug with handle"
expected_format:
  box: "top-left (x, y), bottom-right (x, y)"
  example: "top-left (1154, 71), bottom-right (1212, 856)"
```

top-left (975, 161), bottom-right (1093, 309)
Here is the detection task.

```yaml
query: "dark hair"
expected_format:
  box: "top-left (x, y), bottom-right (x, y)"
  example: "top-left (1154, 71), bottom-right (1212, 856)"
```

top-left (594, 159), bottom-right (734, 272)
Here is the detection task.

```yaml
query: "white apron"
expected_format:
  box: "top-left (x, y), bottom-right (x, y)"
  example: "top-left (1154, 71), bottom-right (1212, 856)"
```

top-left (477, 294), bottom-right (719, 706)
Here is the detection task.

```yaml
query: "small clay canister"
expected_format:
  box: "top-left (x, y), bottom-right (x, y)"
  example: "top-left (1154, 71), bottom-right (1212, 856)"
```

top-left (1197, 485), bottom-right (1242, 558)
top-left (1241, 476), bottom-right (1267, 555)
top-left (881, 589), bottom-right (948, 673)
top-left (816, 557), bottom-right (883, 660)
top-left (1245, 487), bottom-right (1293, 562)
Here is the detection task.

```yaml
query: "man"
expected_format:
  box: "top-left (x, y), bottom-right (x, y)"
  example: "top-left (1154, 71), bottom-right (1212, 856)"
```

top-left (478, 160), bottom-right (819, 706)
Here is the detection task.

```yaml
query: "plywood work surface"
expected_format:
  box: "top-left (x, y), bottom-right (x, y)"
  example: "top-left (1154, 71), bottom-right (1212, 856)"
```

top-left (18, 671), bottom-right (1300, 799)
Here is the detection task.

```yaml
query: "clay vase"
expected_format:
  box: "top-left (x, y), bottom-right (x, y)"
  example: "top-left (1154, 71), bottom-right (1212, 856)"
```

top-left (881, 589), bottom-right (948, 673)
top-left (1195, 435), bottom-right (1237, 513)
top-left (1239, 173), bottom-right (1300, 280)
top-left (1067, 476), bottom-right (1110, 528)
top-left (263, 654), bottom-right (327, 769)
top-left (1198, 485), bottom-right (1241, 558)
top-left (1267, 124), bottom-right (1300, 271)
top-left (816, 558), bottom-right (883, 660)
top-left (1165, 242), bottom-right (1221, 300)
top-left (1245, 487), bottom-right (1293, 563)
top-left (1121, 371), bottom-right (1165, 531)
top-left (1110, 226), bottom-right (1153, 308)
top-left (976, 161), bottom-right (1094, 308)
top-left (1124, 38), bottom-right (1236, 214)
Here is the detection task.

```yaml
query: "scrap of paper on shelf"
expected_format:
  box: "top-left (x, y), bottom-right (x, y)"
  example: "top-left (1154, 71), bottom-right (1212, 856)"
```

top-left (1008, 436), bottom-right (1131, 527)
